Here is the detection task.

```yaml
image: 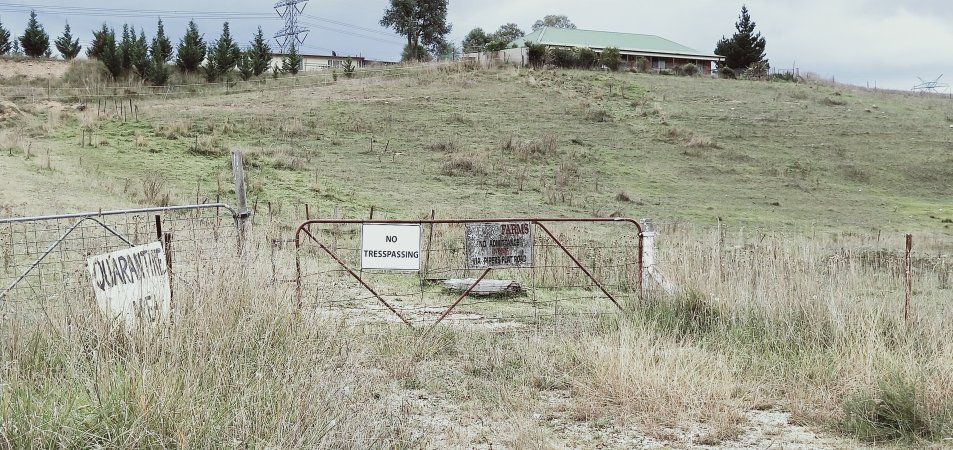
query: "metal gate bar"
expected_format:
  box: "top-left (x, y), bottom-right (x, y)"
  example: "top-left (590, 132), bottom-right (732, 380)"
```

top-left (294, 217), bottom-right (644, 327)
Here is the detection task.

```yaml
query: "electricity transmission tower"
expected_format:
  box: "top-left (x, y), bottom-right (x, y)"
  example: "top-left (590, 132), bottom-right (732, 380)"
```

top-left (912, 75), bottom-right (949, 93)
top-left (273, 0), bottom-right (310, 52)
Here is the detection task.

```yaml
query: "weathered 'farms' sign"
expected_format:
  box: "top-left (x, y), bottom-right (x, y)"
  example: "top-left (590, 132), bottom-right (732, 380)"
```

top-left (86, 241), bottom-right (171, 326)
top-left (361, 224), bottom-right (421, 271)
top-left (465, 222), bottom-right (534, 268)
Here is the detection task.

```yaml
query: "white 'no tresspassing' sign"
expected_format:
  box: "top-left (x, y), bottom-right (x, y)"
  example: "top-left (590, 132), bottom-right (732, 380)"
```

top-left (86, 241), bottom-right (172, 327)
top-left (361, 224), bottom-right (421, 271)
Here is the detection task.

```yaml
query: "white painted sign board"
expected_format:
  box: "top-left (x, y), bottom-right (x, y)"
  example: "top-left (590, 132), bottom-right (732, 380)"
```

top-left (465, 222), bottom-right (534, 269)
top-left (361, 224), bottom-right (421, 271)
top-left (86, 241), bottom-right (171, 327)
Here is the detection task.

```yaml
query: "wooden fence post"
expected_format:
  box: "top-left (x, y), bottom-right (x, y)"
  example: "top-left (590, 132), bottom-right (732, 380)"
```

top-left (905, 234), bottom-right (913, 324)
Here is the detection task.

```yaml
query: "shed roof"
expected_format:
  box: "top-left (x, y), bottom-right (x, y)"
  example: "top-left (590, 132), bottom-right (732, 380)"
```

top-left (516, 27), bottom-right (720, 60)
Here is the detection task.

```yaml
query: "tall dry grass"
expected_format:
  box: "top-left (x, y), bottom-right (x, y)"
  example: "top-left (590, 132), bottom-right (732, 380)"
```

top-left (1, 223), bottom-right (951, 447)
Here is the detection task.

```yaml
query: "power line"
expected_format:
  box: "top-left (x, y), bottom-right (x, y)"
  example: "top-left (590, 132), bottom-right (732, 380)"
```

top-left (298, 21), bottom-right (403, 46)
top-left (0, 2), bottom-right (274, 20)
top-left (300, 13), bottom-right (396, 38)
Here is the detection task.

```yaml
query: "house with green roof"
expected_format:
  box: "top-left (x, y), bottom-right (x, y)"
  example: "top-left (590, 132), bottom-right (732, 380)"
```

top-left (497, 26), bottom-right (722, 74)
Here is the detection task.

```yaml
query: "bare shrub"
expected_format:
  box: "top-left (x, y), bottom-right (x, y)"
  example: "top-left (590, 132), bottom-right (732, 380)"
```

top-left (428, 140), bottom-right (457, 152)
top-left (192, 135), bottom-right (226, 156)
top-left (154, 119), bottom-right (192, 140)
top-left (441, 153), bottom-right (487, 176)
top-left (615, 191), bottom-right (632, 202)
top-left (142, 174), bottom-right (171, 206)
top-left (586, 108), bottom-right (612, 122)
top-left (686, 135), bottom-right (720, 149)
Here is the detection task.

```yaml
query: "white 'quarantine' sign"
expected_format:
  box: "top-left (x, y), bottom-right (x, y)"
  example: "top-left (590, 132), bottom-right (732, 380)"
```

top-left (361, 224), bottom-right (421, 271)
top-left (86, 241), bottom-right (171, 327)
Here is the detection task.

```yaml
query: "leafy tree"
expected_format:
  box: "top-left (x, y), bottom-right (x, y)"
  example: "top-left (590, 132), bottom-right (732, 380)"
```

top-left (525, 41), bottom-right (546, 68)
top-left (150, 19), bottom-right (173, 63)
top-left (0, 17), bottom-right (14, 55)
top-left (54, 22), bottom-right (81, 60)
top-left (492, 23), bottom-right (524, 44)
top-left (248, 26), bottom-right (272, 76)
top-left (400, 42), bottom-right (430, 62)
top-left (209, 22), bottom-right (241, 78)
top-left (237, 51), bottom-right (254, 81)
top-left (175, 20), bottom-right (206, 73)
top-left (434, 40), bottom-right (457, 60)
top-left (461, 28), bottom-right (489, 53)
top-left (577, 47), bottom-right (598, 69)
top-left (380, 0), bottom-right (450, 62)
top-left (19, 10), bottom-right (50, 57)
top-left (714, 5), bottom-right (767, 70)
top-left (532, 15), bottom-right (576, 31)
top-left (131, 29), bottom-right (150, 78)
top-left (282, 41), bottom-right (301, 74)
top-left (599, 47), bottom-right (621, 71)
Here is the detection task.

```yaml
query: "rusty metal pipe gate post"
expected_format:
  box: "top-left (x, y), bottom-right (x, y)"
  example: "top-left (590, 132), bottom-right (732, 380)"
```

top-left (293, 217), bottom-right (644, 328)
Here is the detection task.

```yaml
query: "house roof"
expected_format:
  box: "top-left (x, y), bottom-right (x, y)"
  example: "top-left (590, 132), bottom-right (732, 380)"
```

top-left (515, 27), bottom-right (720, 60)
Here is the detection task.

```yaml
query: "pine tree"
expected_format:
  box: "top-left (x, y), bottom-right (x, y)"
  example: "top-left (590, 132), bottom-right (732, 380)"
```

top-left (714, 5), bottom-right (767, 70)
top-left (131, 29), bottom-right (150, 78)
top-left (150, 19), bottom-right (173, 63)
top-left (248, 26), bottom-right (272, 76)
top-left (97, 27), bottom-right (122, 80)
top-left (87, 24), bottom-right (109, 59)
top-left (175, 20), bottom-right (206, 73)
top-left (282, 41), bottom-right (301, 75)
top-left (237, 51), bottom-right (254, 81)
top-left (0, 18), bottom-right (12, 55)
top-left (19, 10), bottom-right (50, 58)
top-left (118, 24), bottom-right (133, 73)
top-left (210, 22), bottom-right (241, 79)
top-left (54, 23), bottom-right (81, 59)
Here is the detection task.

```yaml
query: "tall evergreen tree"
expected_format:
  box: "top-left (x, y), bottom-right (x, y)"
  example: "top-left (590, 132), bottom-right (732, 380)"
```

top-left (118, 24), bottom-right (133, 73)
top-left (54, 23), bottom-right (81, 60)
top-left (150, 19), bottom-right (173, 62)
top-left (19, 10), bottom-right (50, 57)
top-left (97, 27), bottom-right (122, 79)
top-left (714, 5), bottom-right (767, 70)
top-left (131, 29), bottom-right (150, 78)
top-left (237, 51), bottom-right (254, 81)
top-left (175, 20), bottom-right (206, 73)
top-left (248, 26), bottom-right (272, 76)
top-left (87, 23), bottom-right (109, 59)
top-left (0, 18), bottom-right (12, 55)
top-left (209, 21), bottom-right (241, 78)
top-left (282, 41), bottom-right (301, 75)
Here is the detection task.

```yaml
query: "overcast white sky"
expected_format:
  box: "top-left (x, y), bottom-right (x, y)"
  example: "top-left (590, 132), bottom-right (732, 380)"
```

top-left (1, 0), bottom-right (951, 90)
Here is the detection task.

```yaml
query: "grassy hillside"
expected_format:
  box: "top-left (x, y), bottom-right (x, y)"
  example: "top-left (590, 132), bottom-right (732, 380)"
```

top-left (2, 64), bottom-right (952, 230)
top-left (2, 63), bottom-right (953, 448)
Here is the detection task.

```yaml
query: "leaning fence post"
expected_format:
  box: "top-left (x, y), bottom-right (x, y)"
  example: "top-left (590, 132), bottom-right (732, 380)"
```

top-left (905, 234), bottom-right (913, 324)
top-left (231, 148), bottom-right (251, 249)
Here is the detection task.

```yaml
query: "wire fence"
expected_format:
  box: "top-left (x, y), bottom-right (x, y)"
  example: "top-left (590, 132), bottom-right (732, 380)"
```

top-left (0, 204), bottom-right (240, 317)
top-left (293, 219), bottom-right (644, 330)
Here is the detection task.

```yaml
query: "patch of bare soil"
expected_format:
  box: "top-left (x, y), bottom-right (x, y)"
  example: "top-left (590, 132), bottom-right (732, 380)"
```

top-left (0, 58), bottom-right (70, 80)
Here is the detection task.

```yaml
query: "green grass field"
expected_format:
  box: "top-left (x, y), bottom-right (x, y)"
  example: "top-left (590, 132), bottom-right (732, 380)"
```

top-left (3, 63), bottom-right (952, 230)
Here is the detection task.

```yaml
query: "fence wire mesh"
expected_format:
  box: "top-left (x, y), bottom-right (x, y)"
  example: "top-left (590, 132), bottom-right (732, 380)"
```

top-left (0, 205), bottom-right (239, 317)
top-left (294, 220), bottom-right (643, 329)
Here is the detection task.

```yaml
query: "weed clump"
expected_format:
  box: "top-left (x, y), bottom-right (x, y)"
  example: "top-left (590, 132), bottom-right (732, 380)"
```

top-left (843, 375), bottom-right (952, 443)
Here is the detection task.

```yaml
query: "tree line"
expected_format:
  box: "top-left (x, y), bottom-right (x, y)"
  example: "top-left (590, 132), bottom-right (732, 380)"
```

top-left (0, 10), bottom-right (295, 86)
